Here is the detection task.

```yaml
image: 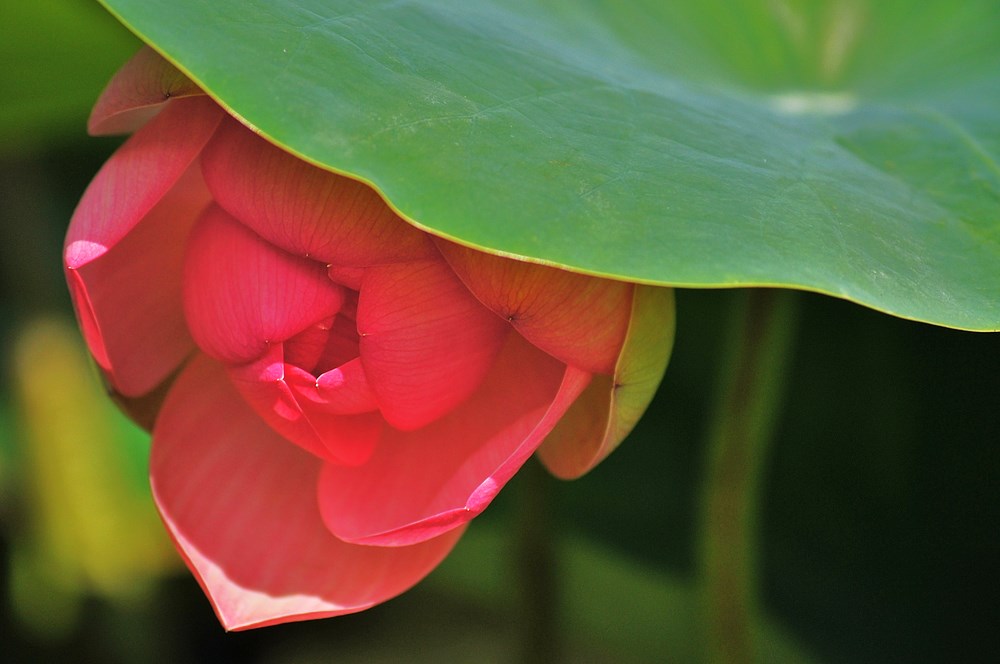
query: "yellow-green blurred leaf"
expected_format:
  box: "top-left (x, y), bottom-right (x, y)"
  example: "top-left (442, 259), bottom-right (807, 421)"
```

top-left (9, 317), bottom-right (177, 634)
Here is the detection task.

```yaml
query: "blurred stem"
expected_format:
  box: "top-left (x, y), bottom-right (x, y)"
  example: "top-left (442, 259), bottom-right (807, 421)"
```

top-left (517, 457), bottom-right (560, 664)
top-left (700, 289), bottom-right (798, 664)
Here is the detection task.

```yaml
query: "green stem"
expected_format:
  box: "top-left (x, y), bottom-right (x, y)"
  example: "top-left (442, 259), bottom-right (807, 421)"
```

top-left (700, 289), bottom-right (799, 664)
top-left (516, 458), bottom-right (560, 664)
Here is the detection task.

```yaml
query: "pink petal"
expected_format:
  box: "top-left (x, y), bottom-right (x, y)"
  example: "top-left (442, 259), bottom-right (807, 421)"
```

top-left (327, 264), bottom-right (366, 290)
top-left (151, 354), bottom-right (463, 630)
top-left (200, 118), bottom-right (435, 266)
top-left (317, 333), bottom-right (591, 546)
top-left (229, 345), bottom-right (380, 466)
top-left (538, 286), bottom-right (675, 478)
top-left (281, 317), bottom-right (338, 373)
top-left (66, 162), bottom-right (209, 396)
top-left (438, 240), bottom-right (633, 375)
top-left (357, 259), bottom-right (508, 430)
top-left (182, 205), bottom-right (345, 364)
top-left (89, 46), bottom-right (205, 136)
top-left (66, 95), bottom-right (222, 265)
top-left (284, 310), bottom-right (360, 376)
top-left (315, 359), bottom-right (380, 415)
top-left (67, 109), bottom-right (217, 394)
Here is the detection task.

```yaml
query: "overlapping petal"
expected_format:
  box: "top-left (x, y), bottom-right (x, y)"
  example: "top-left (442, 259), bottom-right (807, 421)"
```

top-left (314, 359), bottom-right (380, 415)
top-left (537, 286), bottom-right (675, 479)
top-left (200, 119), bottom-right (435, 266)
top-left (89, 46), bottom-right (204, 136)
top-left (182, 205), bottom-right (345, 364)
top-left (438, 240), bottom-right (633, 375)
top-left (66, 165), bottom-right (207, 397)
top-left (65, 97), bottom-right (222, 396)
top-left (151, 354), bottom-right (463, 630)
top-left (357, 259), bottom-right (508, 430)
top-left (228, 344), bottom-right (380, 466)
top-left (317, 333), bottom-right (591, 546)
top-left (66, 96), bottom-right (222, 265)
top-left (67, 55), bottom-right (672, 631)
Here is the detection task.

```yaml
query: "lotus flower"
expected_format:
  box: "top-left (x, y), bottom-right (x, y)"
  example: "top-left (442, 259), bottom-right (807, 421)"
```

top-left (64, 47), bottom-right (675, 630)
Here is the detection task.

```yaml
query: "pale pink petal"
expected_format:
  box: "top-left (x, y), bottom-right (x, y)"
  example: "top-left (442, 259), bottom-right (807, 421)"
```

top-left (438, 240), bottom-right (633, 375)
top-left (538, 286), bottom-right (675, 478)
top-left (357, 259), bottom-right (507, 430)
top-left (182, 205), bottom-right (345, 364)
top-left (89, 46), bottom-right (205, 136)
top-left (200, 118), bottom-right (435, 265)
top-left (151, 355), bottom-right (463, 630)
top-left (229, 345), bottom-right (379, 466)
top-left (317, 333), bottom-right (591, 546)
top-left (65, 96), bottom-right (222, 265)
top-left (66, 163), bottom-right (209, 396)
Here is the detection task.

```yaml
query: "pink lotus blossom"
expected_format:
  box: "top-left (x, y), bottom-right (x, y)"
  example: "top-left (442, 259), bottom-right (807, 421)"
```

top-left (64, 47), bottom-right (674, 630)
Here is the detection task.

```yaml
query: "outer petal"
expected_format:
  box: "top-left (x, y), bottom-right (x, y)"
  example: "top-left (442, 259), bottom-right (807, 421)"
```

top-left (182, 205), bottom-right (345, 364)
top-left (437, 240), bottom-right (632, 375)
top-left (89, 46), bottom-right (204, 136)
top-left (537, 286), bottom-right (675, 479)
top-left (317, 332), bottom-right (591, 546)
top-left (200, 118), bottom-right (435, 266)
top-left (151, 354), bottom-right (463, 630)
top-left (66, 159), bottom-right (212, 397)
top-left (357, 259), bottom-right (508, 430)
top-left (66, 96), bottom-right (222, 265)
top-left (228, 345), bottom-right (380, 467)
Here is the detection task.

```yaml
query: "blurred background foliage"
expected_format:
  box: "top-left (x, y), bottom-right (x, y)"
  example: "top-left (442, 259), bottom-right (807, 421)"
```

top-left (1, 1), bottom-right (997, 662)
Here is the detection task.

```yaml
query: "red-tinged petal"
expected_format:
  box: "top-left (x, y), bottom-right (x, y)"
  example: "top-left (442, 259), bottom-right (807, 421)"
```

top-left (66, 163), bottom-right (209, 396)
top-left (285, 312), bottom-right (360, 377)
top-left (151, 355), bottom-right (462, 630)
top-left (438, 240), bottom-right (633, 375)
top-left (183, 205), bottom-right (345, 364)
top-left (201, 118), bottom-right (435, 266)
top-left (65, 96), bottom-right (222, 267)
top-left (538, 286), bottom-right (675, 479)
top-left (229, 346), bottom-right (379, 466)
top-left (328, 264), bottom-right (365, 290)
top-left (357, 259), bottom-right (507, 430)
top-left (89, 46), bottom-right (204, 136)
top-left (282, 317), bottom-right (336, 373)
top-left (317, 333), bottom-right (591, 546)
top-left (314, 359), bottom-right (380, 415)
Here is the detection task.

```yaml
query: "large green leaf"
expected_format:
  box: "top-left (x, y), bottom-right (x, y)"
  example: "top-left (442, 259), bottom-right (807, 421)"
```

top-left (97, 0), bottom-right (999, 330)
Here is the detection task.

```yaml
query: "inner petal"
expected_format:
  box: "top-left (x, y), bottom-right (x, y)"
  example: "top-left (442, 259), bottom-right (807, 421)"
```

top-left (357, 259), bottom-right (508, 431)
top-left (229, 345), bottom-right (380, 466)
top-left (284, 300), bottom-right (361, 375)
top-left (282, 317), bottom-right (336, 374)
top-left (182, 205), bottom-right (346, 364)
